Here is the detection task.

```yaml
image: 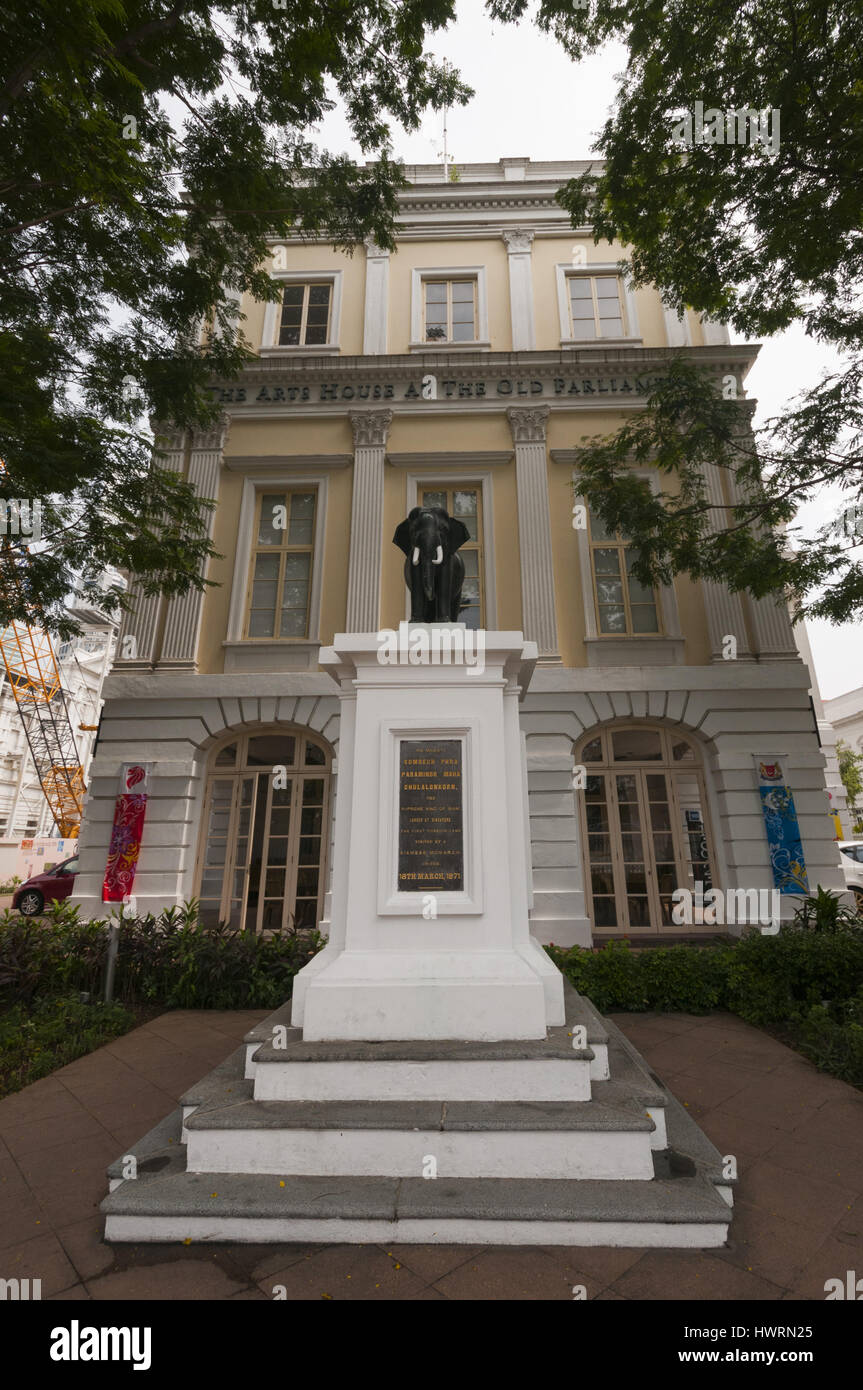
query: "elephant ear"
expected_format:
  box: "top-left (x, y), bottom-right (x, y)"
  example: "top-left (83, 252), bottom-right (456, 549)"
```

top-left (393, 510), bottom-right (421, 555)
top-left (448, 518), bottom-right (471, 553)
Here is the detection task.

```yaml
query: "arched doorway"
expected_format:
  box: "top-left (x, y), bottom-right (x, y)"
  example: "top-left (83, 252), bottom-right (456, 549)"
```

top-left (196, 727), bottom-right (331, 932)
top-left (575, 723), bottom-right (717, 935)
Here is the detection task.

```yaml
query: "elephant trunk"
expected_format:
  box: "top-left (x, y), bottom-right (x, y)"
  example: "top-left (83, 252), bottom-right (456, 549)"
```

top-left (422, 559), bottom-right (435, 602)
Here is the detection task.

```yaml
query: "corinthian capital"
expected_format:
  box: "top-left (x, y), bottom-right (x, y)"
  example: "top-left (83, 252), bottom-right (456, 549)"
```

top-left (507, 405), bottom-right (549, 444)
top-left (502, 228), bottom-right (535, 254)
top-left (349, 408), bottom-right (393, 448)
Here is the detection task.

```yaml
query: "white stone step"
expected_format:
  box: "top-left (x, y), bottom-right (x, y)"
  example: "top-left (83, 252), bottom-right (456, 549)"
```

top-left (182, 1096), bottom-right (656, 1180)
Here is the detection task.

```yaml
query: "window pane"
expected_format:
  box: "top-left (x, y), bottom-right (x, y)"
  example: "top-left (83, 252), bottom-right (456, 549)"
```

top-left (452, 281), bottom-right (474, 301)
top-left (612, 729), bottom-right (663, 761)
top-left (282, 285), bottom-right (304, 306)
top-left (247, 609), bottom-right (274, 637)
top-left (601, 318), bottom-right (624, 338)
top-left (570, 297), bottom-right (595, 318)
top-left (278, 324), bottom-right (301, 346)
top-left (288, 518), bottom-right (314, 544)
top-left (597, 578), bottom-right (624, 605)
top-left (453, 489), bottom-right (477, 516)
top-left (253, 553), bottom-right (279, 582)
top-left (452, 320), bottom-right (474, 341)
top-left (426, 282), bottom-right (447, 303)
top-left (589, 512), bottom-right (617, 542)
top-left (425, 324), bottom-right (447, 341)
top-left (304, 324), bottom-right (327, 344)
top-left (304, 743), bottom-right (326, 767)
top-left (569, 278), bottom-right (592, 298)
top-left (215, 742), bottom-right (237, 766)
top-left (258, 495), bottom-right (286, 545)
top-left (308, 285), bottom-right (330, 306)
top-left (422, 491), bottom-right (446, 510)
top-left (285, 552), bottom-right (310, 579)
top-left (452, 299), bottom-right (474, 323)
top-left (581, 737), bottom-right (603, 763)
top-left (247, 735), bottom-right (296, 767)
top-left (595, 277), bottom-right (620, 298)
top-left (631, 604), bottom-right (659, 633)
top-left (280, 608), bottom-right (307, 637)
top-left (594, 548), bottom-right (621, 575)
top-left (462, 550), bottom-right (479, 577)
top-left (598, 604), bottom-right (626, 633)
top-left (281, 581), bottom-right (308, 608)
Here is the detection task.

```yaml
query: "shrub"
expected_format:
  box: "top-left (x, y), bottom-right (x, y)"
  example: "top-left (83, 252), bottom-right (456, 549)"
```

top-left (0, 995), bottom-right (134, 1096)
top-left (0, 900), bottom-right (324, 1011)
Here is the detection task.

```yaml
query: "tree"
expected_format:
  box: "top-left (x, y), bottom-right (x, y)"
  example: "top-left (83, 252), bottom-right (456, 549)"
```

top-left (837, 740), bottom-right (863, 833)
top-left (0, 0), bottom-right (469, 636)
top-left (492, 0), bottom-right (863, 623)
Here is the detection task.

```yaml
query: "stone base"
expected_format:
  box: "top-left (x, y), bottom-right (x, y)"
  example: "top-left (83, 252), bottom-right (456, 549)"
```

top-left (102, 986), bottom-right (734, 1248)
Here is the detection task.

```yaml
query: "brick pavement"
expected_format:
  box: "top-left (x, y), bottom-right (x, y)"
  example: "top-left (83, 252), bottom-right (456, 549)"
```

top-left (1, 1007), bottom-right (861, 1300)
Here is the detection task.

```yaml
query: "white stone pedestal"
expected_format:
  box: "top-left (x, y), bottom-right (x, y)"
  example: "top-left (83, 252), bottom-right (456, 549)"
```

top-left (292, 629), bottom-right (564, 1041)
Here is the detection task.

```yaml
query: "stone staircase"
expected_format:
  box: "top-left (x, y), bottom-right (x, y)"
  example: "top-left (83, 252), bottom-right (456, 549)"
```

top-left (102, 983), bottom-right (733, 1247)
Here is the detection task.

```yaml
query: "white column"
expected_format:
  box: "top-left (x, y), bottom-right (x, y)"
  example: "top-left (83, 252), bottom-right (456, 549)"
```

top-left (362, 240), bottom-right (390, 354)
top-left (502, 229), bottom-right (536, 351)
top-left (507, 406), bottom-right (560, 662)
top-left (701, 461), bottom-right (754, 661)
top-left (345, 409), bottom-right (392, 632)
top-left (663, 303), bottom-right (691, 347)
top-left (115, 427), bottom-right (187, 669)
top-left (701, 316), bottom-right (730, 346)
top-left (158, 422), bottom-right (227, 668)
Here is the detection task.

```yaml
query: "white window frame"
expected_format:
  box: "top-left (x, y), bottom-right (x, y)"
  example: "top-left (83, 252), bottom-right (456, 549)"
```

top-left (572, 469), bottom-right (684, 664)
top-left (404, 467), bottom-right (498, 627)
top-left (261, 270), bottom-right (343, 355)
top-left (409, 267), bottom-right (489, 351)
top-left (555, 263), bottom-right (641, 347)
top-left (226, 474), bottom-right (327, 646)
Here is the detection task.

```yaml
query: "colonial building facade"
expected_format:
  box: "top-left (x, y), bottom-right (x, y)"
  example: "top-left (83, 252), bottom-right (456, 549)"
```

top-left (72, 158), bottom-right (847, 944)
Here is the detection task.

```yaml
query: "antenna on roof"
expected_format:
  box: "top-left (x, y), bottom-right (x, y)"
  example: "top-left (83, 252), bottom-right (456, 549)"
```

top-left (436, 60), bottom-right (454, 182)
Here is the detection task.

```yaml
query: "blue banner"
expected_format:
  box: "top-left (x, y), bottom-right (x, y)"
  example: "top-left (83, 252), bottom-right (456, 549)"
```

top-left (755, 758), bottom-right (809, 895)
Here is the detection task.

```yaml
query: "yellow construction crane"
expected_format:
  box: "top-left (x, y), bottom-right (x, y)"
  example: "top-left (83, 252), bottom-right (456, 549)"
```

top-left (0, 459), bottom-right (86, 837)
top-left (0, 620), bottom-right (86, 837)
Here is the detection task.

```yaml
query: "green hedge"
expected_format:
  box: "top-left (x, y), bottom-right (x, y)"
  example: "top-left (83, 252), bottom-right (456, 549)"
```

top-left (548, 923), bottom-right (863, 1088)
top-left (0, 901), bottom-right (324, 1011)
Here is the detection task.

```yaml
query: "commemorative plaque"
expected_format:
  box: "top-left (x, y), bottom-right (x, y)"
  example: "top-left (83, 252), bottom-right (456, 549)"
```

top-left (397, 739), bottom-right (464, 892)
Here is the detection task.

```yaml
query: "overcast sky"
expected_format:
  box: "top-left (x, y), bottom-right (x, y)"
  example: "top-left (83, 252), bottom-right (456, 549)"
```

top-left (310, 0), bottom-right (863, 701)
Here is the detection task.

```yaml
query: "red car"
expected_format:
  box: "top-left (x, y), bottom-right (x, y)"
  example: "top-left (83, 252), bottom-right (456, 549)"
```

top-left (13, 855), bottom-right (79, 916)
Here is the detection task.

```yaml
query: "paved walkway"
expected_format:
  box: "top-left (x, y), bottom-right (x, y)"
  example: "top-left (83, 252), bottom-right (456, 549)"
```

top-left (1, 1007), bottom-right (861, 1300)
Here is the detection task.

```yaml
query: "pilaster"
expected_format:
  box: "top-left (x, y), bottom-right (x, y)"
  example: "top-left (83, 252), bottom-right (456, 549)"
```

top-left (345, 410), bottom-right (393, 632)
top-left (507, 406), bottom-right (560, 662)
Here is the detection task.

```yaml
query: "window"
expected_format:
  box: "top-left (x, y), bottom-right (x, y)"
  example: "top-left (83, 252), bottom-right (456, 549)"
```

top-left (567, 274), bottom-right (624, 340)
top-left (588, 509), bottom-right (660, 635)
top-left (197, 729), bottom-right (330, 933)
top-left (577, 725), bottom-right (716, 934)
top-left (419, 486), bottom-right (484, 629)
top-left (278, 283), bottom-right (332, 346)
top-left (424, 279), bottom-right (477, 343)
top-left (245, 491), bottom-right (316, 639)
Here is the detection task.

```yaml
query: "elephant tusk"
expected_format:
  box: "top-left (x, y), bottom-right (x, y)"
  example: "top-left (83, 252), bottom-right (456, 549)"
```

top-left (412, 547), bottom-right (420, 566)
top-left (433, 545), bottom-right (443, 565)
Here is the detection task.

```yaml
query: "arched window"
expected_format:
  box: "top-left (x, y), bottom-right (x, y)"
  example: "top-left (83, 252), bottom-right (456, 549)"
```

top-left (196, 728), bottom-right (331, 933)
top-left (575, 724), bottom-right (716, 935)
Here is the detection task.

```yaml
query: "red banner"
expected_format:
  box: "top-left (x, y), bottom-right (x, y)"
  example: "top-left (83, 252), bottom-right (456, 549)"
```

top-left (102, 764), bottom-right (150, 903)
